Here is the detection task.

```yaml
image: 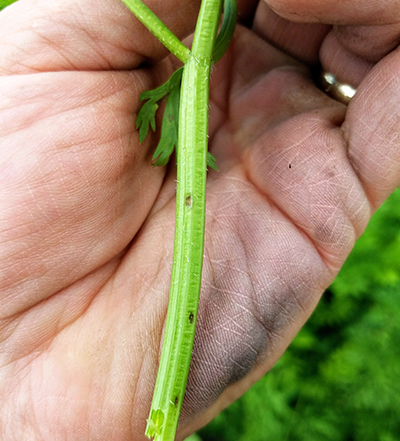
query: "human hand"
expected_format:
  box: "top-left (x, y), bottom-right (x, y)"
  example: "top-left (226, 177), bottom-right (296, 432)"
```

top-left (0, 0), bottom-right (399, 440)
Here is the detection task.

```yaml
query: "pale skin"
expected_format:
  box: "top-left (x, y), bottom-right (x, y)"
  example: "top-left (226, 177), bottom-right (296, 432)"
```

top-left (1, 0), bottom-right (400, 439)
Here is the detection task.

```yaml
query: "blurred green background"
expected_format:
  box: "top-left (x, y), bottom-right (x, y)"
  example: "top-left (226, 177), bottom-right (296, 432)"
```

top-left (194, 188), bottom-right (400, 441)
top-left (0, 0), bottom-right (16, 10)
top-left (2, 1), bottom-right (398, 439)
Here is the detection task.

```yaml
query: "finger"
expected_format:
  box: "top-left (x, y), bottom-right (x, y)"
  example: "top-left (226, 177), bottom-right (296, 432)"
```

top-left (264, 0), bottom-right (400, 26)
top-left (260, 0), bottom-right (400, 88)
top-left (252, 2), bottom-right (330, 65)
top-left (0, 0), bottom-right (203, 74)
top-left (344, 49), bottom-right (400, 209)
top-left (318, 31), bottom-right (373, 87)
top-left (319, 23), bottom-right (400, 86)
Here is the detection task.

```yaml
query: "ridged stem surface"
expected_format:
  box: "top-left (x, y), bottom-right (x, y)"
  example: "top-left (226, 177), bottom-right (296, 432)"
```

top-left (145, 0), bottom-right (223, 439)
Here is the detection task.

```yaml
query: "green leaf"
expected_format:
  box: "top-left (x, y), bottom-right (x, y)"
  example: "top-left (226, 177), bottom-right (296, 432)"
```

top-left (206, 151), bottom-right (218, 171)
top-left (152, 82), bottom-right (180, 166)
top-left (137, 65), bottom-right (219, 170)
top-left (136, 67), bottom-right (183, 147)
top-left (212, 0), bottom-right (237, 63)
top-left (140, 66), bottom-right (183, 103)
top-left (136, 100), bottom-right (158, 143)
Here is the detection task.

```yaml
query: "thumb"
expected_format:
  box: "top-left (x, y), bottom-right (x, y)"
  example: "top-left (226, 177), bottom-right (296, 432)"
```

top-left (0, 0), bottom-right (201, 74)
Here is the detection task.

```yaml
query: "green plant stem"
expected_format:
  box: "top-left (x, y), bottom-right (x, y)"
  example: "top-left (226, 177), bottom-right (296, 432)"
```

top-left (119, 0), bottom-right (191, 63)
top-left (145, 0), bottom-right (224, 439)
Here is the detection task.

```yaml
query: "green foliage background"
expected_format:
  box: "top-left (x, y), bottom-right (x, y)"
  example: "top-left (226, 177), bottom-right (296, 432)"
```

top-left (198, 188), bottom-right (400, 441)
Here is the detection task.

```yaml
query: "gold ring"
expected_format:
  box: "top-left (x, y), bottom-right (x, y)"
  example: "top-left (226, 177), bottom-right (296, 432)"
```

top-left (318, 70), bottom-right (357, 105)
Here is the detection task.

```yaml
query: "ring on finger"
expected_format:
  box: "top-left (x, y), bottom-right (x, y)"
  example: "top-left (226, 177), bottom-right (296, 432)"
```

top-left (318, 69), bottom-right (357, 105)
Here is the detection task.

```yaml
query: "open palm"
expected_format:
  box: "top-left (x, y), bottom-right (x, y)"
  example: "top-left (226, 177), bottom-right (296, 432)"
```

top-left (1, 0), bottom-right (399, 440)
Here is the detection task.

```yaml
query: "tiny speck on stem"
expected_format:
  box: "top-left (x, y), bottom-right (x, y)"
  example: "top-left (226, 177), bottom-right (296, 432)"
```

top-left (174, 396), bottom-right (179, 407)
top-left (185, 195), bottom-right (192, 207)
top-left (189, 313), bottom-right (194, 324)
